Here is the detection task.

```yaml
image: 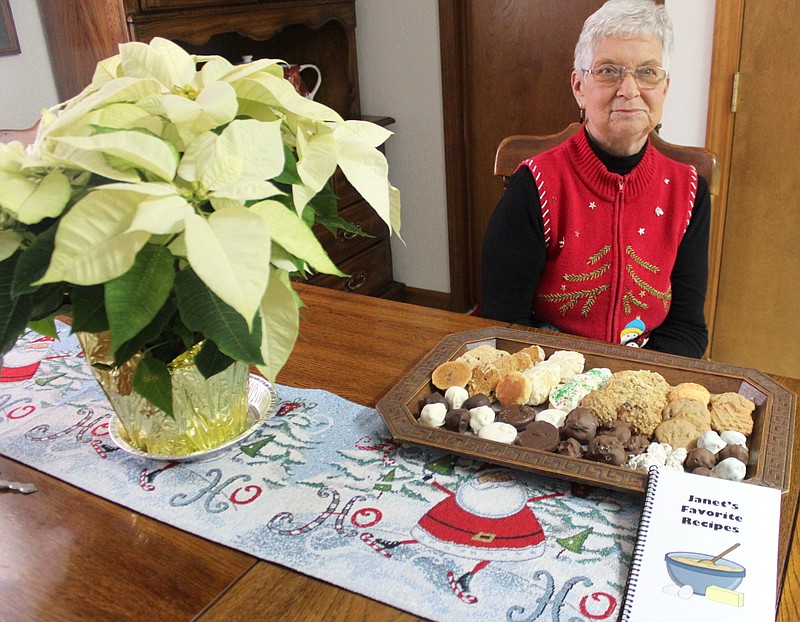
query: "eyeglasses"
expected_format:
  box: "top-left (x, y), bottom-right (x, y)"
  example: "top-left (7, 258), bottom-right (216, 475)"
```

top-left (583, 64), bottom-right (668, 89)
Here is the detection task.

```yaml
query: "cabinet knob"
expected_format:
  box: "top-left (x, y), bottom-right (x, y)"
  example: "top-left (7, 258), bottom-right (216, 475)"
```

top-left (345, 271), bottom-right (367, 291)
top-left (338, 225), bottom-right (363, 241)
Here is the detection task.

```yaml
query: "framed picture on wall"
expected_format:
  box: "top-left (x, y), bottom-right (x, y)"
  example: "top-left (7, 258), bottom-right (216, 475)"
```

top-left (0, 0), bottom-right (20, 56)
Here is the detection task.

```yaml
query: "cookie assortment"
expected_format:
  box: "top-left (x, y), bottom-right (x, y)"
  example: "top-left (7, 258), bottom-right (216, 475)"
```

top-left (417, 344), bottom-right (757, 482)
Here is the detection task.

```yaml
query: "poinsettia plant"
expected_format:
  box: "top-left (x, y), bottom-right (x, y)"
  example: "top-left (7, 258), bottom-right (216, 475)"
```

top-left (0, 37), bottom-right (400, 415)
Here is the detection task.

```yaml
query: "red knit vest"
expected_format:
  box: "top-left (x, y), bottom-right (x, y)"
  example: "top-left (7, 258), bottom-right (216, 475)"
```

top-left (521, 130), bottom-right (698, 347)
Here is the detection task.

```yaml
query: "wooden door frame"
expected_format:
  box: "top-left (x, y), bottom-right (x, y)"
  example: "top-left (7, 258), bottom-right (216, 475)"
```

top-left (704, 0), bottom-right (744, 353)
top-left (438, 0), bottom-right (472, 312)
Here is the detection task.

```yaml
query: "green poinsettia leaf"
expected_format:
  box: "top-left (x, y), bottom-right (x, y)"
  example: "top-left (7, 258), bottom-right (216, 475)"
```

top-left (29, 283), bottom-right (67, 321)
top-left (12, 221), bottom-right (57, 296)
top-left (272, 144), bottom-right (302, 185)
top-left (27, 317), bottom-right (59, 339)
top-left (195, 339), bottom-right (235, 379)
top-left (69, 284), bottom-right (109, 333)
top-left (171, 314), bottom-right (197, 351)
top-left (0, 254), bottom-right (34, 356)
top-left (133, 353), bottom-right (174, 419)
top-left (105, 243), bottom-right (175, 353)
top-left (113, 297), bottom-right (176, 367)
top-left (307, 185), bottom-right (338, 219)
top-left (255, 268), bottom-right (300, 381)
top-left (174, 267), bottom-right (264, 365)
top-left (316, 216), bottom-right (371, 239)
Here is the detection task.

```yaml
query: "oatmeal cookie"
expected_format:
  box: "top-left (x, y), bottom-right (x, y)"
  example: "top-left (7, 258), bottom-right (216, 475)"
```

top-left (457, 344), bottom-right (505, 368)
top-left (579, 389), bottom-right (619, 425)
top-left (616, 401), bottom-right (663, 438)
top-left (579, 369), bottom-right (669, 435)
top-left (467, 363), bottom-right (502, 398)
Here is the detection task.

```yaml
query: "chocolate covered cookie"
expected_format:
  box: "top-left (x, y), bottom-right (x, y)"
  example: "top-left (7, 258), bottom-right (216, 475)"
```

top-left (718, 443), bottom-right (749, 464)
top-left (444, 408), bottom-right (470, 433)
top-left (516, 421), bottom-right (559, 452)
top-left (684, 447), bottom-right (716, 471)
top-left (462, 393), bottom-right (491, 411)
top-left (555, 437), bottom-right (584, 458)
top-left (598, 418), bottom-right (632, 444)
top-left (586, 435), bottom-right (627, 466)
top-left (625, 435), bottom-right (650, 455)
top-left (419, 392), bottom-right (447, 410)
top-left (497, 403), bottom-right (537, 430)
top-left (561, 407), bottom-right (598, 443)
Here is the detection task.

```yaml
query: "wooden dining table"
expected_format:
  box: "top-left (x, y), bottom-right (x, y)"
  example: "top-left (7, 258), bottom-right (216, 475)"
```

top-left (1, 282), bottom-right (798, 621)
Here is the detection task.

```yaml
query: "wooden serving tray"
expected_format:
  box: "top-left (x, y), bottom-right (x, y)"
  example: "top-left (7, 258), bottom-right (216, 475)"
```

top-left (376, 327), bottom-right (796, 494)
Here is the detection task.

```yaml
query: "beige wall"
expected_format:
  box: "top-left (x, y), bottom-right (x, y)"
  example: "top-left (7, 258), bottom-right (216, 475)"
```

top-left (0, 0), bottom-right (57, 128)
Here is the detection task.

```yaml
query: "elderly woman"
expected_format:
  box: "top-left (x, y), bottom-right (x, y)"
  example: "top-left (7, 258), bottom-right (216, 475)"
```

top-left (481, 0), bottom-right (709, 359)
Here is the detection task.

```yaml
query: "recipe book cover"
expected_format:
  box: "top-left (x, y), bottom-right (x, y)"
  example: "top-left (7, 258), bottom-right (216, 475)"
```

top-left (620, 465), bottom-right (780, 621)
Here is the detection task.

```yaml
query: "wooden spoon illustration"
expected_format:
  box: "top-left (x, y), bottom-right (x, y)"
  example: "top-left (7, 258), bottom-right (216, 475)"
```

top-left (710, 542), bottom-right (741, 565)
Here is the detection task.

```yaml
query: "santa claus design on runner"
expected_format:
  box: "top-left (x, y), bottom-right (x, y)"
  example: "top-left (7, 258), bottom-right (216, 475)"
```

top-left (362, 468), bottom-right (562, 603)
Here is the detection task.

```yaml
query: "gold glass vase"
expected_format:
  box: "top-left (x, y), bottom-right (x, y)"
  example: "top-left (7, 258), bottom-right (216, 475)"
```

top-left (77, 332), bottom-right (251, 457)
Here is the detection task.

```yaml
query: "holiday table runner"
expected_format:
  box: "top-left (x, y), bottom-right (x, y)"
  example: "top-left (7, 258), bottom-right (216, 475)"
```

top-left (0, 325), bottom-right (642, 622)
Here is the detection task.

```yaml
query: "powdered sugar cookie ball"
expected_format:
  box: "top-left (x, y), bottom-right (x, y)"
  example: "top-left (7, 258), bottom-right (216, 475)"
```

top-left (478, 421), bottom-right (518, 444)
top-left (445, 385), bottom-right (469, 410)
top-left (546, 350), bottom-right (585, 382)
top-left (713, 456), bottom-right (746, 481)
top-left (419, 403), bottom-right (447, 427)
top-left (536, 408), bottom-right (568, 428)
top-left (696, 430), bottom-right (726, 454)
top-left (469, 405), bottom-right (495, 433)
top-left (720, 430), bottom-right (747, 447)
top-left (524, 365), bottom-right (559, 405)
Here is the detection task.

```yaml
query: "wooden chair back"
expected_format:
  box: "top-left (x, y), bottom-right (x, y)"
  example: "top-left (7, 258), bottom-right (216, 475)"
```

top-left (494, 122), bottom-right (719, 195)
top-left (0, 122), bottom-right (39, 146)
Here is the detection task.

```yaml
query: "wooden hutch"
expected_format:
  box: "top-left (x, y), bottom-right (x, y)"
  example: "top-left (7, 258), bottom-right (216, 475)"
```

top-left (37, 0), bottom-right (403, 299)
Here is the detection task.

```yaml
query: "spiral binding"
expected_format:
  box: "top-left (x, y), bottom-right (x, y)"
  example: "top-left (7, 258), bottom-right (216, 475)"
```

top-left (619, 464), bottom-right (660, 621)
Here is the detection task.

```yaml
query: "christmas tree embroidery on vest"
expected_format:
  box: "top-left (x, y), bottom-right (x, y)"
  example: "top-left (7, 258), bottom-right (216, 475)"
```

top-left (536, 245), bottom-right (611, 316)
top-left (623, 246), bottom-right (671, 313)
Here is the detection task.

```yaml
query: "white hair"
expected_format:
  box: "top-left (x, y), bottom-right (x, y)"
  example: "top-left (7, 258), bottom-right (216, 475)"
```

top-left (574, 0), bottom-right (674, 73)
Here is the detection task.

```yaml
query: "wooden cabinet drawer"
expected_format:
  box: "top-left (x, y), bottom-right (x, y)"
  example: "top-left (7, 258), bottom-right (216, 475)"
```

top-left (136, 1), bottom-right (248, 9)
top-left (314, 200), bottom-right (389, 267)
top-left (305, 241), bottom-right (394, 297)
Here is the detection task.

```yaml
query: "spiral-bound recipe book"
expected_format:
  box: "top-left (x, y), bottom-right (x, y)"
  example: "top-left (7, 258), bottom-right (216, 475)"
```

top-left (620, 466), bottom-right (781, 621)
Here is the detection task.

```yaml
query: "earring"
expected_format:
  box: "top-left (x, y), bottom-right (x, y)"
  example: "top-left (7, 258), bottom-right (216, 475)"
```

top-left (579, 108), bottom-right (585, 123)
